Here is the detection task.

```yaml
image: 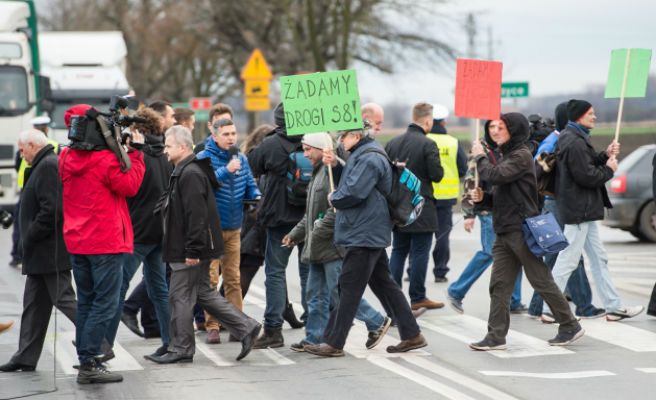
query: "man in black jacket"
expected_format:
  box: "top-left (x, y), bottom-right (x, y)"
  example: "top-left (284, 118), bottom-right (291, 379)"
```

top-left (649, 154), bottom-right (656, 317)
top-left (106, 107), bottom-right (173, 361)
top-left (150, 126), bottom-right (261, 364)
top-left (470, 112), bottom-right (583, 350)
top-left (248, 103), bottom-right (309, 349)
top-left (0, 130), bottom-right (75, 372)
top-left (550, 100), bottom-right (643, 321)
top-left (386, 103), bottom-right (445, 311)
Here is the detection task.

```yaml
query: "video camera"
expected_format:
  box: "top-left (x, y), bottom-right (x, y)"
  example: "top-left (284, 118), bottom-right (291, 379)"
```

top-left (68, 95), bottom-right (146, 172)
top-left (525, 114), bottom-right (556, 156)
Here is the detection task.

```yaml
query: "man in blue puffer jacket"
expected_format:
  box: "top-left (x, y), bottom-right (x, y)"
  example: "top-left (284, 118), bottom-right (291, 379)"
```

top-left (196, 118), bottom-right (261, 343)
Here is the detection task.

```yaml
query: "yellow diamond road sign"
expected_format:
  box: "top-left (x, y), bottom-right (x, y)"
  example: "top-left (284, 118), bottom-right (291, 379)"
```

top-left (241, 49), bottom-right (272, 80)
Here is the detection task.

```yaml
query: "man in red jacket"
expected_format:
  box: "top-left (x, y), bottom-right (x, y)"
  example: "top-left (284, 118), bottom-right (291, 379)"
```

top-left (59, 104), bottom-right (145, 384)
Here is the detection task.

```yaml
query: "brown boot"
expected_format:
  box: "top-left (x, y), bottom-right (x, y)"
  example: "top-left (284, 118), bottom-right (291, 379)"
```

top-left (411, 298), bottom-right (444, 310)
top-left (386, 334), bottom-right (427, 353)
top-left (304, 343), bottom-right (344, 357)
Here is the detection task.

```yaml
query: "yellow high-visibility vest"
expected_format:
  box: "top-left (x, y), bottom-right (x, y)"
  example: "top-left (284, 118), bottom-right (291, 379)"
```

top-left (427, 133), bottom-right (459, 200)
top-left (17, 139), bottom-right (60, 189)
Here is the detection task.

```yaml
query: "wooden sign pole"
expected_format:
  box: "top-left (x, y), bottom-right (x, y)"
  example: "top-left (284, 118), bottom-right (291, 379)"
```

top-left (614, 48), bottom-right (632, 144)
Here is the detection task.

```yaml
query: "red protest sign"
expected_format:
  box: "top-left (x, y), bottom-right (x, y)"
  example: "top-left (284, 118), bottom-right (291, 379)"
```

top-left (454, 59), bottom-right (503, 120)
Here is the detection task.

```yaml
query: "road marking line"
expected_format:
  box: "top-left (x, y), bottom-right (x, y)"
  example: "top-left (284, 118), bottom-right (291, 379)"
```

top-left (344, 322), bottom-right (430, 359)
top-left (51, 331), bottom-right (79, 375)
top-left (419, 315), bottom-right (573, 358)
top-left (368, 356), bottom-right (478, 400)
top-left (195, 341), bottom-right (234, 366)
top-left (612, 278), bottom-right (654, 297)
top-left (259, 348), bottom-right (295, 365)
top-left (582, 318), bottom-right (656, 352)
top-left (635, 368), bottom-right (656, 373)
top-left (479, 370), bottom-right (615, 379)
top-left (104, 340), bottom-right (145, 372)
top-left (404, 356), bottom-right (519, 400)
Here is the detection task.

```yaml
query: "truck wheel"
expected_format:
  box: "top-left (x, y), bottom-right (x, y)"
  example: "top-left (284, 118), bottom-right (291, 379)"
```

top-left (638, 201), bottom-right (656, 243)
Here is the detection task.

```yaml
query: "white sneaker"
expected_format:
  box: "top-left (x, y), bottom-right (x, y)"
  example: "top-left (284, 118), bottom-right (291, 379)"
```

top-left (606, 305), bottom-right (645, 321)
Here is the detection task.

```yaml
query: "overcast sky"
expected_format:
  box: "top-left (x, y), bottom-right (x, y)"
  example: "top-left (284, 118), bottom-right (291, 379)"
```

top-left (358, 0), bottom-right (655, 109)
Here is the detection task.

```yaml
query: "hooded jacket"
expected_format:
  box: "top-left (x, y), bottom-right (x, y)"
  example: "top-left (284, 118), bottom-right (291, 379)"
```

top-left (555, 122), bottom-right (613, 224)
top-left (19, 145), bottom-right (70, 275)
top-left (127, 134), bottom-right (173, 244)
top-left (332, 137), bottom-right (393, 248)
top-left (462, 120), bottom-right (499, 218)
top-left (475, 113), bottom-right (540, 234)
top-left (248, 125), bottom-right (305, 228)
top-left (161, 154), bottom-right (224, 262)
top-left (59, 147), bottom-right (144, 254)
top-left (385, 123), bottom-right (444, 233)
top-left (197, 136), bottom-right (261, 230)
top-left (288, 162), bottom-right (344, 264)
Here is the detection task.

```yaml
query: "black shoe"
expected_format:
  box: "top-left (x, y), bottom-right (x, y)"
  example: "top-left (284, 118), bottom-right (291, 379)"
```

top-left (143, 329), bottom-right (161, 339)
top-left (143, 345), bottom-right (168, 361)
top-left (97, 350), bottom-right (115, 363)
top-left (469, 337), bottom-right (507, 351)
top-left (148, 352), bottom-right (193, 364)
top-left (253, 327), bottom-right (284, 349)
top-left (366, 317), bottom-right (392, 350)
top-left (548, 326), bottom-right (585, 346)
top-left (510, 304), bottom-right (528, 314)
top-left (77, 360), bottom-right (123, 384)
top-left (0, 361), bottom-right (36, 372)
top-left (8, 259), bottom-right (21, 267)
top-left (282, 303), bottom-right (305, 329)
top-left (434, 277), bottom-right (448, 283)
top-left (576, 308), bottom-right (606, 319)
top-left (121, 311), bottom-right (144, 338)
top-left (237, 324), bottom-right (262, 361)
top-left (290, 340), bottom-right (310, 352)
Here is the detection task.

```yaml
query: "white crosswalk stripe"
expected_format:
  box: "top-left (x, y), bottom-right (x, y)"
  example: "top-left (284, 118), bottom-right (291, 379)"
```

top-left (581, 318), bottom-right (656, 352)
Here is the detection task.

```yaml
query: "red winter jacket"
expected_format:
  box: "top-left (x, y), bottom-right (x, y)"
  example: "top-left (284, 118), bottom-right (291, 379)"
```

top-left (59, 148), bottom-right (145, 254)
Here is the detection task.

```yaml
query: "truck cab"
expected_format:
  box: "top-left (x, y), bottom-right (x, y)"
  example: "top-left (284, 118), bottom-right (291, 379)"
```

top-left (0, 0), bottom-right (49, 209)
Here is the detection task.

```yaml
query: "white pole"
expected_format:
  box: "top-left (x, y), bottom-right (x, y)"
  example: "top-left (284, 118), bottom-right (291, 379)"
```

top-left (614, 48), bottom-right (632, 144)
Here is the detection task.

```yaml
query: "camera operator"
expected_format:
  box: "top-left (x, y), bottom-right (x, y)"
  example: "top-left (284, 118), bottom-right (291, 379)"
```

top-left (59, 104), bottom-right (145, 384)
top-left (0, 130), bottom-right (74, 373)
top-left (105, 107), bottom-right (173, 361)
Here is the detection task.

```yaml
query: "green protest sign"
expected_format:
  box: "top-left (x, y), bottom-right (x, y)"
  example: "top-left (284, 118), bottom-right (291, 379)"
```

top-left (280, 70), bottom-right (362, 135)
top-left (605, 48), bottom-right (652, 98)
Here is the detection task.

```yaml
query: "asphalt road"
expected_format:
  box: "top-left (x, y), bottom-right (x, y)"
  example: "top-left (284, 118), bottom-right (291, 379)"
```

top-left (1, 215), bottom-right (655, 400)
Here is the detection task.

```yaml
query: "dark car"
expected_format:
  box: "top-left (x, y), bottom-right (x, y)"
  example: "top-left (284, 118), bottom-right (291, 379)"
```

top-left (603, 144), bottom-right (656, 242)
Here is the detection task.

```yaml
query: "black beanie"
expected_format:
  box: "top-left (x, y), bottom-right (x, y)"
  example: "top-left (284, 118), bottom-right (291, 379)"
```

top-left (554, 102), bottom-right (568, 132)
top-left (274, 102), bottom-right (286, 128)
top-left (566, 99), bottom-right (592, 122)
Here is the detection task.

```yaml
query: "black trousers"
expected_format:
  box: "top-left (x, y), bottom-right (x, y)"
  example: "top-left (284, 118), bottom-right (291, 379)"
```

top-left (648, 283), bottom-right (656, 316)
top-left (11, 272), bottom-right (77, 366)
top-left (432, 205), bottom-right (453, 278)
top-left (486, 231), bottom-right (579, 342)
top-left (323, 247), bottom-right (420, 349)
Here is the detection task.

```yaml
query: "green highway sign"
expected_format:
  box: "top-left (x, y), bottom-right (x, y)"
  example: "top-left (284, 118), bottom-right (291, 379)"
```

top-left (501, 82), bottom-right (529, 98)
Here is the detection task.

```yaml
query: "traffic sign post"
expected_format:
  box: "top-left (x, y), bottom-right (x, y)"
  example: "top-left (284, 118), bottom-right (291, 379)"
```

top-left (501, 82), bottom-right (529, 98)
top-left (241, 49), bottom-right (272, 113)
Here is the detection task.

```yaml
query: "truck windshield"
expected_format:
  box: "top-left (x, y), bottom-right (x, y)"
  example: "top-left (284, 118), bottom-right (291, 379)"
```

top-left (0, 66), bottom-right (29, 115)
top-left (51, 99), bottom-right (112, 129)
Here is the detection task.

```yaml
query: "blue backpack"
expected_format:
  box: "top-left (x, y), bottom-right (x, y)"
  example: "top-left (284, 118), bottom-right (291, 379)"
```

top-left (363, 148), bottom-right (425, 227)
top-left (286, 147), bottom-right (314, 206)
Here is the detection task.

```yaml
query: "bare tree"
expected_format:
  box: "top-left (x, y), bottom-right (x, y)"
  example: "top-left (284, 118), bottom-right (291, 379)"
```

top-left (39, 0), bottom-right (456, 101)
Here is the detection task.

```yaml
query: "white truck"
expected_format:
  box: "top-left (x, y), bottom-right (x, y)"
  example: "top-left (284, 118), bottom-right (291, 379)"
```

top-left (0, 0), bottom-right (51, 209)
top-left (40, 31), bottom-right (130, 143)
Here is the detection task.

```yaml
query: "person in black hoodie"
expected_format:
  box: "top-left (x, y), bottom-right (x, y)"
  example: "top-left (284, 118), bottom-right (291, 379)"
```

top-left (469, 112), bottom-right (583, 350)
top-left (0, 130), bottom-right (74, 372)
top-left (650, 155), bottom-right (656, 317)
top-left (248, 103), bottom-right (309, 349)
top-left (385, 103), bottom-right (445, 311)
top-left (150, 126), bottom-right (261, 364)
top-left (104, 107), bottom-right (172, 360)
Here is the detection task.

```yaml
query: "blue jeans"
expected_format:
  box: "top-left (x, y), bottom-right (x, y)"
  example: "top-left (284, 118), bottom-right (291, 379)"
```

top-left (71, 254), bottom-right (124, 364)
top-left (305, 259), bottom-right (385, 344)
top-left (528, 199), bottom-right (597, 316)
top-left (264, 225), bottom-right (310, 329)
top-left (448, 214), bottom-right (523, 308)
top-left (107, 244), bottom-right (170, 347)
top-left (389, 231), bottom-right (433, 304)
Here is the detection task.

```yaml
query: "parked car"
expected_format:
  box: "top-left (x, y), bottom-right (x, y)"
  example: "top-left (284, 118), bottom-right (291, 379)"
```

top-left (603, 144), bottom-right (656, 242)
